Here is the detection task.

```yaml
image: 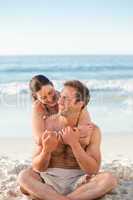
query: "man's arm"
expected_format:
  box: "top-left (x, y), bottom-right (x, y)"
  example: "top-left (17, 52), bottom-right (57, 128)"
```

top-left (71, 125), bottom-right (101, 175)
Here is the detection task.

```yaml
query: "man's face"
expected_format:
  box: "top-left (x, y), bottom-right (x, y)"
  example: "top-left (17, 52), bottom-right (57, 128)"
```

top-left (36, 84), bottom-right (57, 107)
top-left (58, 86), bottom-right (83, 116)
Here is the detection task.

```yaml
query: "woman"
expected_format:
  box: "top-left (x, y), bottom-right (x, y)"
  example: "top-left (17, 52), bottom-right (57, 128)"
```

top-left (29, 74), bottom-right (92, 146)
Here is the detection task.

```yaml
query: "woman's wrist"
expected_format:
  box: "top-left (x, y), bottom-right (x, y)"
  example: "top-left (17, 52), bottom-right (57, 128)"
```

top-left (42, 146), bottom-right (52, 155)
top-left (70, 141), bottom-right (81, 149)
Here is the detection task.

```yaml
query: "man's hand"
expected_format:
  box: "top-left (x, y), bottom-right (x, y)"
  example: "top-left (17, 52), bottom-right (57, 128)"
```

top-left (60, 126), bottom-right (80, 146)
top-left (42, 130), bottom-right (59, 153)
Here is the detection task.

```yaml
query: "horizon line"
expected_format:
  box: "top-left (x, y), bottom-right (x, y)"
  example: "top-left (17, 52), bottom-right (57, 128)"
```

top-left (0, 53), bottom-right (133, 57)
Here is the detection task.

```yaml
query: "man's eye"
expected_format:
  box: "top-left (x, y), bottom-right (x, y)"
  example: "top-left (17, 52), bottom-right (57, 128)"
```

top-left (59, 95), bottom-right (67, 100)
top-left (63, 96), bottom-right (67, 100)
top-left (40, 96), bottom-right (46, 100)
top-left (48, 91), bottom-right (52, 95)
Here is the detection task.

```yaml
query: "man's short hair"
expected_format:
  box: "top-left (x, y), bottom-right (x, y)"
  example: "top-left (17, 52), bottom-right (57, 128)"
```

top-left (64, 80), bottom-right (90, 107)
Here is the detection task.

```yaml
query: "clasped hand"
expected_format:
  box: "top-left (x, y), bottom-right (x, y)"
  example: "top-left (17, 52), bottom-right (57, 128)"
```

top-left (41, 130), bottom-right (59, 153)
top-left (41, 126), bottom-right (81, 153)
top-left (59, 126), bottom-right (80, 146)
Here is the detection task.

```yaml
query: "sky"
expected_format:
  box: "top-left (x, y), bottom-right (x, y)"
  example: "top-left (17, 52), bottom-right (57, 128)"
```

top-left (0, 0), bottom-right (133, 55)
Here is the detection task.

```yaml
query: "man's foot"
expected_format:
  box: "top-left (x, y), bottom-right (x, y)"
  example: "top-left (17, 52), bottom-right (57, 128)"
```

top-left (21, 195), bottom-right (32, 200)
top-left (21, 196), bottom-right (41, 200)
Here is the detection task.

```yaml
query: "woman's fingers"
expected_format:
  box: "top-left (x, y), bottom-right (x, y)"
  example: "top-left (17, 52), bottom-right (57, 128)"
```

top-left (42, 130), bottom-right (49, 140)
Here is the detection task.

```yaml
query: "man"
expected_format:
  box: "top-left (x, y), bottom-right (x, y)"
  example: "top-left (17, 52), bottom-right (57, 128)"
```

top-left (18, 80), bottom-right (117, 200)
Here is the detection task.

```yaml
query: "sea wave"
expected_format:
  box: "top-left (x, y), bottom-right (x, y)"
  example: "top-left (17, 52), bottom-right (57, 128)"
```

top-left (0, 79), bottom-right (133, 95)
top-left (84, 79), bottom-right (133, 93)
top-left (0, 65), bottom-right (133, 73)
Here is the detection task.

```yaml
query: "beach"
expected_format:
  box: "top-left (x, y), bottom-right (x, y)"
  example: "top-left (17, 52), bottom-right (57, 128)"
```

top-left (0, 134), bottom-right (133, 200)
top-left (0, 0), bottom-right (133, 195)
top-left (0, 55), bottom-right (133, 199)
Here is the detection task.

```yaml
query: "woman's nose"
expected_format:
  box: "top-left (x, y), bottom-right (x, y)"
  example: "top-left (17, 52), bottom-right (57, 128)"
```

top-left (58, 97), bottom-right (61, 104)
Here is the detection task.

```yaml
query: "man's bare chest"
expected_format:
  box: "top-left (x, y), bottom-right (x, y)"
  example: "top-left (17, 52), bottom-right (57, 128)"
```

top-left (45, 116), bottom-right (66, 132)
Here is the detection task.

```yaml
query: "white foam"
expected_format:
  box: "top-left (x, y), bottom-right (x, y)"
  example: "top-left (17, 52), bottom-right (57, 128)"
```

top-left (0, 82), bottom-right (29, 95)
top-left (0, 79), bottom-right (133, 96)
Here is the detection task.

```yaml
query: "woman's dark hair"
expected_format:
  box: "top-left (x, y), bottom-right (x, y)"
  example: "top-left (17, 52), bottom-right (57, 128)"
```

top-left (29, 74), bottom-right (53, 100)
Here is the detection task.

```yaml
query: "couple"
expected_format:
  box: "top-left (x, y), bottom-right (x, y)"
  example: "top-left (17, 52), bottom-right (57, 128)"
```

top-left (18, 75), bottom-right (117, 200)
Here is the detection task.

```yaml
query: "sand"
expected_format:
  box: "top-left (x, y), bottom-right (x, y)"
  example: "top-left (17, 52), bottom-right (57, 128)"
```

top-left (0, 135), bottom-right (133, 200)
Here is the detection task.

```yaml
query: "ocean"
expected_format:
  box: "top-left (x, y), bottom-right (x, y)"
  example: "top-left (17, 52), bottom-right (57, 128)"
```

top-left (0, 55), bottom-right (133, 137)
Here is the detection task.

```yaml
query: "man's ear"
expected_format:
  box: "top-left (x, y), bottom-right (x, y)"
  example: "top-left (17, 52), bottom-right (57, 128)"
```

top-left (77, 101), bottom-right (84, 109)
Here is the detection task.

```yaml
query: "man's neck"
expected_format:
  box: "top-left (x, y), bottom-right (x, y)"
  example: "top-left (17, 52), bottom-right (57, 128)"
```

top-left (77, 107), bottom-right (91, 125)
top-left (65, 108), bottom-right (91, 127)
top-left (65, 111), bottom-right (81, 127)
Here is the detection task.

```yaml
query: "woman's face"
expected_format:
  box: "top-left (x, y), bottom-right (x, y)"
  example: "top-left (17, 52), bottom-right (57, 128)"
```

top-left (36, 84), bottom-right (57, 107)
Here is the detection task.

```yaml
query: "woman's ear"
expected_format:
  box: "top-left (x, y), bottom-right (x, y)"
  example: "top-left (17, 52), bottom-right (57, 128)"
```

top-left (32, 93), bottom-right (37, 101)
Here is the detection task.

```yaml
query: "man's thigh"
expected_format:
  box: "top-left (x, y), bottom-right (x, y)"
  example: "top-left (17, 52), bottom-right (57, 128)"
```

top-left (19, 167), bottom-right (44, 195)
top-left (73, 172), bottom-right (116, 191)
top-left (72, 173), bottom-right (92, 190)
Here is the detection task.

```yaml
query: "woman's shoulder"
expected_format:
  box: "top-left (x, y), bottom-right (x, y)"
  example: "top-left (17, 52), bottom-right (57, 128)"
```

top-left (32, 100), bottom-right (47, 115)
top-left (32, 100), bottom-right (43, 110)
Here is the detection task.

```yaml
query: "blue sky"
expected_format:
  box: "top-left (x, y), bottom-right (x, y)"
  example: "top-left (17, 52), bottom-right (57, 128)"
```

top-left (0, 0), bottom-right (133, 54)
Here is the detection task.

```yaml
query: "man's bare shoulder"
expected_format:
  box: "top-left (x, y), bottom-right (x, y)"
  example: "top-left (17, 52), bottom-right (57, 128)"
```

top-left (79, 123), bottom-right (100, 144)
top-left (90, 124), bottom-right (101, 144)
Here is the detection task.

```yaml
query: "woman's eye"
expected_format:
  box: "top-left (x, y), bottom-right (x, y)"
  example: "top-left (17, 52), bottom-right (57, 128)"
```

top-left (40, 96), bottom-right (46, 100)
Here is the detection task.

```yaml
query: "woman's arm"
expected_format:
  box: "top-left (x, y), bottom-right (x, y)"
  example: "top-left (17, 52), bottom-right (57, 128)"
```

top-left (32, 144), bottom-right (51, 172)
top-left (32, 101), bottom-right (47, 145)
top-left (32, 130), bottom-right (59, 172)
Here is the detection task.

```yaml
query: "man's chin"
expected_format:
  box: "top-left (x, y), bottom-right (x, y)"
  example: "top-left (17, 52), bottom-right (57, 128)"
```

top-left (59, 109), bottom-right (71, 117)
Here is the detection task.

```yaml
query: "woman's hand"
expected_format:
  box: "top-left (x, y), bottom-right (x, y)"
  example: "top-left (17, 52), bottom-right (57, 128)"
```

top-left (78, 123), bottom-right (94, 138)
top-left (41, 130), bottom-right (59, 153)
